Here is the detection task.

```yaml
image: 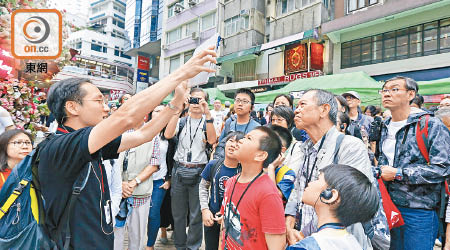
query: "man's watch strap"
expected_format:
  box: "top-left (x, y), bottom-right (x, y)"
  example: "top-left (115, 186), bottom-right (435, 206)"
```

top-left (395, 168), bottom-right (403, 181)
top-left (206, 118), bottom-right (214, 123)
top-left (134, 177), bottom-right (142, 185)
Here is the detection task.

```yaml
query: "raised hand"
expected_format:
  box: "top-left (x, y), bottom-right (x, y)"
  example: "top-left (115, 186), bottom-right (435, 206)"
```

top-left (173, 46), bottom-right (217, 81)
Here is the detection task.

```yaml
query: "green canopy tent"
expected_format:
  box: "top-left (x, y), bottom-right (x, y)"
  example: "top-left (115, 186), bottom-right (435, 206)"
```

top-left (417, 77), bottom-right (450, 96)
top-left (255, 71), bottom-right (383, 106)
top-left (162, 87), bottom-right (233, 104)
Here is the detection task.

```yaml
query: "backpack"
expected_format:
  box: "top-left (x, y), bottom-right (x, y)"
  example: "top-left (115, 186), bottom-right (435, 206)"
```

top-left (207, 158), bottom-right (240, 207)
top-left (0, 135), bottom-right (91, 249)
top-left (333, 134), bottom-right (391, 250)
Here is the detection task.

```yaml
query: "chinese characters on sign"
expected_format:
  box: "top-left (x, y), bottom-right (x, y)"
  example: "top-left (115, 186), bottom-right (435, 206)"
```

top-left (258, 70), bottom-right (323, 86)
top-left (284, 43), bottom-right (307, 74)
top-left (137, 56), bottom-right (150, 70)
top-left (24, 62), bottom-right (48, 73)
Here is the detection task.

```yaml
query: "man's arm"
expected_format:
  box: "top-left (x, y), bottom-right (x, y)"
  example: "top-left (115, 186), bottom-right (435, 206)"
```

top-left (164, 114), bottom-right (180, 139)
top-left (265, 233), bottom-right (286, 250)
top-left (88, 48), bottom-right (217, 154)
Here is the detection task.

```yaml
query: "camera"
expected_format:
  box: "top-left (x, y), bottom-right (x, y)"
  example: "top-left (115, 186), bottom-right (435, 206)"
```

top-left (188, 97), bottom-right (200, 104)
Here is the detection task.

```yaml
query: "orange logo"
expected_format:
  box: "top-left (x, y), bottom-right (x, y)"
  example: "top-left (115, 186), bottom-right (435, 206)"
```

top-left (11, 9), bottom-right (62, 59)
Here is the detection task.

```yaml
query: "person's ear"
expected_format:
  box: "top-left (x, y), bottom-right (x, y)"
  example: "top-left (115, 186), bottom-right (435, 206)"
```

top-left (408, 91), bottom-right (416, 103)
top-left (319, 103), bottom-right (331, 119)
top-left (281, 146), bottom-right (287, 153)
top-left (65, 100), bottom-right (80, 117)
top-left (254, 150), bottom-right (268, 165)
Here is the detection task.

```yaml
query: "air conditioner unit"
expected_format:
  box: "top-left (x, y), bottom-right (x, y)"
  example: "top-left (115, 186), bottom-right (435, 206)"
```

top-left (161, 44), bottom-right (168, 50)
top-left (192, 32), bottom-right (199, 40)
top-left (174, 5), bottom-right (182, 13)
top-left (188, 0), bottom-right (197, 6)
top-left (240, 9), bottom-right (250, 16)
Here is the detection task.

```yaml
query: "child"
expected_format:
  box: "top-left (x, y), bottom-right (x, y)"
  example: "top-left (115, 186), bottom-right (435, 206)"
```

top-left (216, 126), bottom-right (286, 250)
top-left (287, 164), bottom-right (379, 250)
top-left (267, 125), bottom-right (296, 205)
top-left (199, 131), bottom-right (244, 250)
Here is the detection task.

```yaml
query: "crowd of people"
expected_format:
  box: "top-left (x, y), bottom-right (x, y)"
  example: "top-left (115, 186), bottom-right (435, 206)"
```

top-left (0, 47), bottom-right (450, 250)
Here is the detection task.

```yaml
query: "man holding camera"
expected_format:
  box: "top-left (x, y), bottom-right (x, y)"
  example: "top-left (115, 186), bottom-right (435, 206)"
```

top-left (165, 88), bottom-right (216, 250)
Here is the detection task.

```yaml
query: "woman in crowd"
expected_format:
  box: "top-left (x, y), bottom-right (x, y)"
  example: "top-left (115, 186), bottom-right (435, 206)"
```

top-left (0, 129), bottom-right (33, 189)
top-left (146, 105), bottom-right (177, 250)
top-left (255, 110), bottom-right (267, 125)
top-left (364, 105), bottom-right (379, 118)
top-left (265, 103), bottom-right (273, 123)
top-left (272, 94), bottom-right (308, 142)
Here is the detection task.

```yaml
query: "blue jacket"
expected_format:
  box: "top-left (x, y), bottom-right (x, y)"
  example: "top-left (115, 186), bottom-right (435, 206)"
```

top-left (377, 111), bottom-right (450, 210)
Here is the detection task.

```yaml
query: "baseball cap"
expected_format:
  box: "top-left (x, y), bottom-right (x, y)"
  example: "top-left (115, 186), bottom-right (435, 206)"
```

top-left (342, 91), bottom-right (360, 100)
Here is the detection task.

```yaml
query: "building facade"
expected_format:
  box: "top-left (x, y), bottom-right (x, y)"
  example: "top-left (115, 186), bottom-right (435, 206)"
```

top-left (322, 0), bottom-right (450, 81)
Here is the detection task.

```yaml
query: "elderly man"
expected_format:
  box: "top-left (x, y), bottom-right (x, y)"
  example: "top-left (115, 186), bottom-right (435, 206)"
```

top-left (440, 96), bottom-right (450, 109)
top-left (377, 76), bottom-right (450, 250)
top-left (210, 99), bottom-right (225, 136)
top-left (284, 89), bottom-right (382, 250)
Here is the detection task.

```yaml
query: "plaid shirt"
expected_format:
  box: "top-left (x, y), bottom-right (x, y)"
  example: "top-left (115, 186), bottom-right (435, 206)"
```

top-left (149, 136), bottom-right (160, 166)
top-left (131, 196), bottom-right (151, 208)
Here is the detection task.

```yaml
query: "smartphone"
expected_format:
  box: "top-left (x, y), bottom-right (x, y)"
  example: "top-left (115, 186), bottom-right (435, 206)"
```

top-left (188, 33), bottom-right (221, 88)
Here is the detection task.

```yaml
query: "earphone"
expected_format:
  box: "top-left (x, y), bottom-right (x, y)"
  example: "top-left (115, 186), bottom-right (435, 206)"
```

top-left (319, 187), bottom-right (334, 204)
top-left (340, 124), bottom-right (345, 130)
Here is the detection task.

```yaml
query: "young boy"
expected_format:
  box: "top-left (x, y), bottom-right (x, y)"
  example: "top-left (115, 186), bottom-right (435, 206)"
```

top-left (216, 126), bottom-right (286, 250)
top-left (199, 131), bottom-right (244, 250)
top-left (287, 164), bottom-right (379, 250)
top-left (267, 125), bottom-right (296, 205)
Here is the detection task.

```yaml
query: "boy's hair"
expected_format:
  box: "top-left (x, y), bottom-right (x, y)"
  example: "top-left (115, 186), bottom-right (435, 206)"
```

top-left (268, 124), bottom-right (292, 149)
top-left (271, 105), bottom-right (295, 128)
top-left (224, 131), bottom-right (245, 144)
top-left (254, 126), bottom-right (282, 168)
top-left (47, 77), bottom-right (91, 124)
top-left (235, 88), bottom-right (255, 105)
top-left (322, 164), bottom-right (379, 227)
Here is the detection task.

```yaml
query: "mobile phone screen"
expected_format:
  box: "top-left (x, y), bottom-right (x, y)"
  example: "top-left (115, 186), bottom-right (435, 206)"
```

top-left (188, 33), bottom-right (221, 87)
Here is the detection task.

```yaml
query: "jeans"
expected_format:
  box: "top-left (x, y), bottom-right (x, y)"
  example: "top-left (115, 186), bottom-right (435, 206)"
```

top-left (146, 179), bottom-right (167, 247)
top-left (204, 222), bottom-right (220, 250)
top-left (390, 206), bottom-right (438, 250)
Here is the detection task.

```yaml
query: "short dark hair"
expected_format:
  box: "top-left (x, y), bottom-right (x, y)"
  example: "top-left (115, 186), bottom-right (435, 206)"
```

top-left (271, 105), bottom-right (295, 128)
top-left (266, 103), bottom-right (273, 111)
top-left (254, 126), bottom-right (282, 168)
top-left (337, 111), bottom-right (350, 128)
top-left (273, 94), bottom-right (293, 108)
top-left (335, 95), bottom-right (349, 113)
top-left (322, 164), bottom-right (379, 227)
top-left (411, 94), bottom-right (424, 108)
top-left (0, 129), bottom-right (33, 172)
top-left (364, 105), bottom-right (379, 117)
top-left (47, 78), bottom-right (91, 124)
top-left (269, 125), bottom-right (293, 149)
top-left (224, 131), bottom-right (245, 143)
top-left (235, 88), bottom-right (255, 105)
top-left (383, 76), bottom-right (419, 93)
top-left (191, 88), bottom-right (209, 101)
top-left (304, 89), bottom-right (338, 125)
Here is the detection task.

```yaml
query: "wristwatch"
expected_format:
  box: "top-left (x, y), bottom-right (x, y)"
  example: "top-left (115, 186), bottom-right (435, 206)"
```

top-left (394, 168), bottom-right (403, 181)
top-left (134, 177), bottom-right (142, 185)
top-left (206, 118), bottom-right (214, 123)
top-left (168, 102), bottom-right (181, 113)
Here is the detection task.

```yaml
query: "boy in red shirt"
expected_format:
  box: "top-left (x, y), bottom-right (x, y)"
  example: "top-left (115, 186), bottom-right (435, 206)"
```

top-left (216, 126), bottom-right (286, 250)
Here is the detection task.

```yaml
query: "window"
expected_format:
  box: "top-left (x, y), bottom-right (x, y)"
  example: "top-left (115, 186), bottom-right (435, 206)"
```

top-left (277, 0), bottom-right (295, 16)
top-left (76, 42), bottom-right (82, 49)
top-left (340, 17), bottom-right (450, 69)
top-left (113, 4), bottom-right (126, 15)
top-left (92, 5), bottom-right (104, 14)
top-left (348, 0), bottom-right (378, 12)
top-left (169, 56), bottom-right (181, 73)
top-left (120, 52), bottom-right (131, 59)
top-left (234, 60), bottom-right (256, 82)
top-left (114, 46), bottom-right (120, 56)
top-left (167, 27), bottom-right (181, 44)
top-left (184, 50), bottom-right (194, 63)
top-left (201, 12), bottom-right (216, 31)
top-left (91, 43), bottom-right (107, 53)
top-left (168, 0), bottom-right (183, 18)
top-left (224, 15), bottom-right (248, 37)
top-left (185, 20), bottom-right (198, 37)
top-left (112, 19), bottom-right (125, 29)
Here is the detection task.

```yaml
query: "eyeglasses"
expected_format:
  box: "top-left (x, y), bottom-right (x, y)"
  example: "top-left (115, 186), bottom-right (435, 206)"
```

top-left (378, 88), bottom-right (409, 95)
top-left (234, 98), bottom-right (251, 105)
top-left (83, 99), bottom-right (107, 105)
top-left (272, 117), bottom-right (286, 123)
top-left (9, 141), bottom-right (32, 147)
top-left (439, 104), bottom-right (450, 109)
top-left (344, 96), bottom-right (357, 101)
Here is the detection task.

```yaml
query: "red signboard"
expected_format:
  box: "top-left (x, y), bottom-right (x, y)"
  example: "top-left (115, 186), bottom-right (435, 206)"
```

top-left (284, 43), bottom-right (307, 74)
top-left (258, 70), bottom-right (323, 86)
top-left (110, 89), bottom-right (126, 100)
top-left (310, 43), bottom-right (324, 71)
top-left (137, 56), bottom-right (150, 70)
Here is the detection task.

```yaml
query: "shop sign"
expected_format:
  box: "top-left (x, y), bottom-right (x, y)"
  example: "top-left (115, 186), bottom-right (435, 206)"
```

top-left (251, 86), bottom-right (270, 93)
top-left (137, 69), bottom-right (149, 83)
top-left (137, 56), bottom-right (150, 70)
top-left (310, 43), bottom-right (324, 71)
top-left (258, 70), bottom-right (323, 86)
top-left (110, 89), bottom-right (125, 100)
top-left (284, 43), bottom-right (307, 74)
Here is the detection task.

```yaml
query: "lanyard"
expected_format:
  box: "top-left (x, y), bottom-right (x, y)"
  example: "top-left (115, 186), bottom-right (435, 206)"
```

top-left (185, 117), bottom-right (203, 149)
top-left (224, 170), bottom-right (263, 244)
top-left (234, 120), bottom-right (251, 134)
top-left (317, 222), bottom-right (345, 231)
top-left (303, 134), bottom-right (327, 189)
top-left (0, 172), bottom-right (5, 184)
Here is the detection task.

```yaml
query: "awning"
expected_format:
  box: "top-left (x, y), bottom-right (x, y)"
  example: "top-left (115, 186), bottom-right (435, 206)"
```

top-left (217, 45), bottom-right (261, 64)
top-left (125, 39), bottom-right (161, 57)
top-left (260, 28), bottom-right (317, 51)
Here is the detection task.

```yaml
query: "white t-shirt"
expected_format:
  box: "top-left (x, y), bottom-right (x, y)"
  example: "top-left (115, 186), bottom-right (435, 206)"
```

top-left (210, 109), bottom-right (225, 135)
top-left (0, 107), bottom-right (14, 134)
top-left (152, 136), bottom-right (168, 180)
top-left (174, 117), bottom-right (208, 164)
top-left (383, 119), bottom-right (407, 166)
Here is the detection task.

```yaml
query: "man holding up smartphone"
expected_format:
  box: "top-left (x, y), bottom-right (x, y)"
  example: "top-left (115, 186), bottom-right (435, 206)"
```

top-left (164, 88), bottom-right (216, 250)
